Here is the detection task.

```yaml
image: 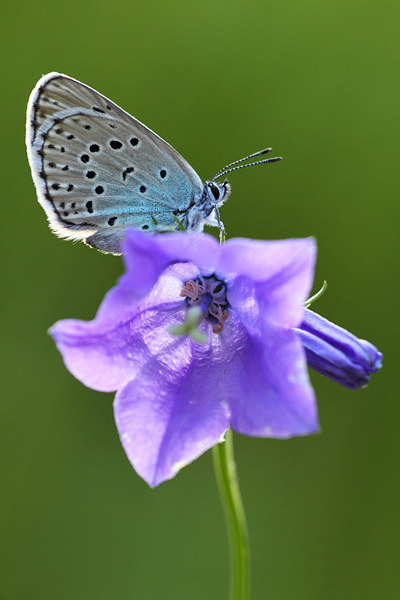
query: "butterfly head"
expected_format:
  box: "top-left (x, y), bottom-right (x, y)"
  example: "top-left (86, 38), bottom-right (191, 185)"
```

top-left (204, 178), bottom-right (231, 208)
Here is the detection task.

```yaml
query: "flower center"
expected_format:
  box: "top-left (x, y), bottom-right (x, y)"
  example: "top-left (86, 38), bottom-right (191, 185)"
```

top-left (180, 276), bottom-right (229, 334)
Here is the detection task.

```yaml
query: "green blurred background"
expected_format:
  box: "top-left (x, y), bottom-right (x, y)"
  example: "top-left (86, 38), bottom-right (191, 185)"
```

top-left (1, 0), bottom-right (398, 598)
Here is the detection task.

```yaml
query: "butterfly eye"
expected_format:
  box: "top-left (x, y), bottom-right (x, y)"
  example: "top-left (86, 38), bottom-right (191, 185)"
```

top-left (209, 183), bottom-right (220, 201)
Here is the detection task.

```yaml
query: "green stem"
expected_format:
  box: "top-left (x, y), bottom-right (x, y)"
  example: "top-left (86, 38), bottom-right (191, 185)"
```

top-left (212, 428), bottom-right (250, 600)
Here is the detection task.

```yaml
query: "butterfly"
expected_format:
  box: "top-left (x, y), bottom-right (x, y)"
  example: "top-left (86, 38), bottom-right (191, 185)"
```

top-left (26, 72), bottom-right (281, 254)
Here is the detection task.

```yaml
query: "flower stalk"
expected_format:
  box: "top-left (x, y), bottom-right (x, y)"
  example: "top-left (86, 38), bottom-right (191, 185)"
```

top-left (212, 429), bottom-right (250, 600)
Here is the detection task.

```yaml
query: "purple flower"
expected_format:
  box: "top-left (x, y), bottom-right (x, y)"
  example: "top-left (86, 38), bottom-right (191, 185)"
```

top-left (50, 230), bottom-right (318, 487)
top-left (295, 309), bottom-right (382, 389)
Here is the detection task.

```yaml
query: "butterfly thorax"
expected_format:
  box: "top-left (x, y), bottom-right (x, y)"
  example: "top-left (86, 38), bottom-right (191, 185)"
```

top-left (184, 180), bottom-right (231, 233)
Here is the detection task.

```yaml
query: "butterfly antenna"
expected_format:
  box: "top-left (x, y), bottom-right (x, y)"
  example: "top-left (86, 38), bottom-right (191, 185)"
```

top-left (212, 148), bottom-right (282, 182)
top-left (212, 148), bottom-right (272, 179)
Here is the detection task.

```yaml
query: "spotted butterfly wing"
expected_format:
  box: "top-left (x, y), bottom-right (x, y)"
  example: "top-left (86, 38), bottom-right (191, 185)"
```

top-left (26, 72), bottom-right (205, 253)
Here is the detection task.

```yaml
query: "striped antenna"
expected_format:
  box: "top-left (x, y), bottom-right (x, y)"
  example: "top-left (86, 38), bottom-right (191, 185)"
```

top-left (211, 148), bottom-right (282, 183)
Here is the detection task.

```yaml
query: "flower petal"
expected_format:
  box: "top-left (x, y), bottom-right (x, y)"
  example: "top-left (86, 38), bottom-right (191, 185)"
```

top-left (120, 229), bottom-right (220, 299)
top-left (49, 263), bottom-right (197, 392)
top-left (50, 311), bottom-right (151, 392)
top-left (115, 308), bottom-right (317, 486)
top-left (226, 238), bottom-right (316, 335)
top-left (219, 314), bottom-right (319, 437)
top-left (219, 237), bottom-right (315, 284)
top-left (114, 337), bottom-right (230, 487)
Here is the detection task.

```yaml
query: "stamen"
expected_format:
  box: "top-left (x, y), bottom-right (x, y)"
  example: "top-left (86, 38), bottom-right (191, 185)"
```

top-left (179, 277), bottom-right (230, 335)
top-left (180, 280), bottom-right (199, 301)
top-left (212, 307), bottom-right (229, 334)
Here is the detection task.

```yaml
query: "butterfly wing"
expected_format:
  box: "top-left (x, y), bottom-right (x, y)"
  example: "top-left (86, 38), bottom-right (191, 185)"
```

top-left (26, 72), bottom-right (204, 253)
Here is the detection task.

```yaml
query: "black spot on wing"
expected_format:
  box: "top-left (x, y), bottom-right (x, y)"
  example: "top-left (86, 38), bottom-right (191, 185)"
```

top-left (122, 167), bottom-right (134, 181)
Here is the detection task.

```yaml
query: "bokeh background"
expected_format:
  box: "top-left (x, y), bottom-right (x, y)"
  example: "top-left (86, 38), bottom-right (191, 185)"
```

top-left (1, 0), bottom-right (398, 598)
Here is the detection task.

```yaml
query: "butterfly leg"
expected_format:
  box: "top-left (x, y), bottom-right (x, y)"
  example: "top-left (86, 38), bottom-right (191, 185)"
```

top-left (203, 207), bottom-right (226, 241)
top-left (213, 207), bottom-right (226, 243)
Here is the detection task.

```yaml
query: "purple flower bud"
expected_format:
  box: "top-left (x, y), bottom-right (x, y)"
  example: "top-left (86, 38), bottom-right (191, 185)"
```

top-left (295, 309), bottom-right (382, 389)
